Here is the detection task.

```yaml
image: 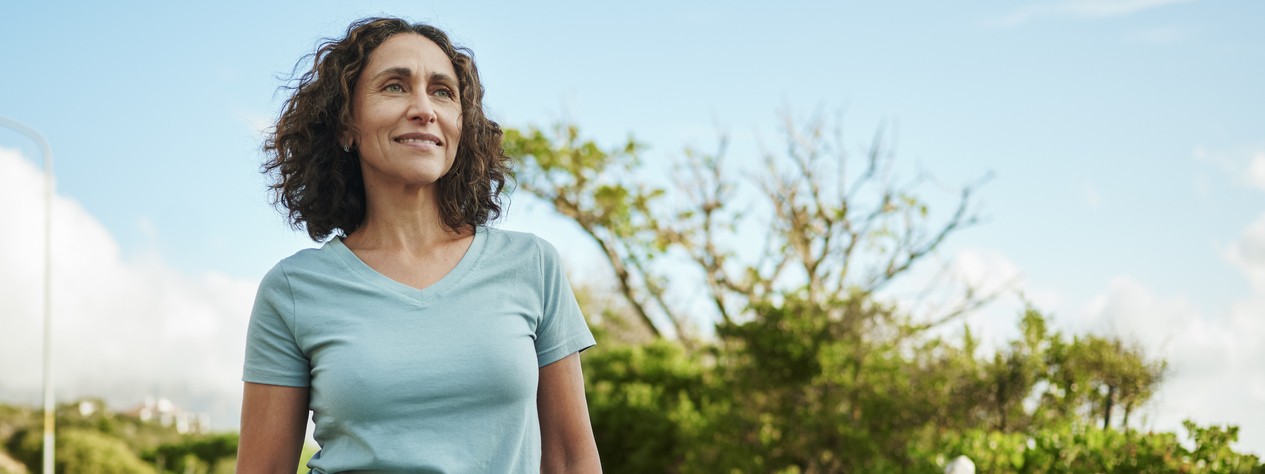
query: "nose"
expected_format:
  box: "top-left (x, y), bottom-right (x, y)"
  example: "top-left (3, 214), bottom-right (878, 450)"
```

top-left (407, 93), bottom-right (438, 124)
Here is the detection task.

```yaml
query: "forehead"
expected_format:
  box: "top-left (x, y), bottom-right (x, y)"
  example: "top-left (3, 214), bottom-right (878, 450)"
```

top-left (364, 33), bottom-right (456, 78)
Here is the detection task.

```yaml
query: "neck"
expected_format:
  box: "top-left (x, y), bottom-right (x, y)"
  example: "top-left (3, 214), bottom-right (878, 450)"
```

top-left (344, 184), bottom-right (470, 253)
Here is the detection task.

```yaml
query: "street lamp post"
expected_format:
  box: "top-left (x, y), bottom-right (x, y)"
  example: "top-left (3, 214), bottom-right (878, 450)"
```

top-left (0, 116), bottom-right (55, 474)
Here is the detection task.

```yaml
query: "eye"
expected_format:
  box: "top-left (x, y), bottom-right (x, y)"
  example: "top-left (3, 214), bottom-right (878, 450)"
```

top-left (434, 88), bottom-right (455, 99)
top-left (384, 83), bottom-right (405, 93)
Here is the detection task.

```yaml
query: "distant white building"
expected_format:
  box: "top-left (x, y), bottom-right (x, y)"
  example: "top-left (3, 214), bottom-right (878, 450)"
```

top-left (125, 396), bottom-right (210, 434)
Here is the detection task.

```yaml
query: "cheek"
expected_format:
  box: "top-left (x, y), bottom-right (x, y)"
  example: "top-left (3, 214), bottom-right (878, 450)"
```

top-left (452, 114), bottom-right (464, 142)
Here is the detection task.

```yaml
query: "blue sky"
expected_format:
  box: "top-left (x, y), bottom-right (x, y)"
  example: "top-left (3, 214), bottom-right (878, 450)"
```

top-left (2, 0), bottom-right (1263, 455)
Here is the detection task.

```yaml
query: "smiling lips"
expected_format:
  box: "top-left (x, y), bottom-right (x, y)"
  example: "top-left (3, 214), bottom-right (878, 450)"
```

top-left (394, 132), bottom-right (443, 147)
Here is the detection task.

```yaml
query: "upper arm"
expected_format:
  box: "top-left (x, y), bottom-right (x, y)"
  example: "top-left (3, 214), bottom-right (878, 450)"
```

top-left (237, 382), bottom-right (309, 474)
top-left (538, 353), bottom-right (601, 473)
top-left (533, 237), bottom-right (596, 367)
top-left (244, 264), bottom-right (311, 387)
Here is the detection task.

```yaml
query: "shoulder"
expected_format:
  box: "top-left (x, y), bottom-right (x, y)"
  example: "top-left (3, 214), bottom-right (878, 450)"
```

top-left (480, 226), bottom-right (559, 261)
top-left (475, 227), bottom-right (570, 287)
top-left (258, 241), bottom-right (344, 289)
top-left (280, 239), bottom-right (341, 267)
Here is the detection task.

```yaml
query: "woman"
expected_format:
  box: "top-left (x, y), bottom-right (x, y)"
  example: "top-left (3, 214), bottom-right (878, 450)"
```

top-left (238, 17), bottom-right (601, 473)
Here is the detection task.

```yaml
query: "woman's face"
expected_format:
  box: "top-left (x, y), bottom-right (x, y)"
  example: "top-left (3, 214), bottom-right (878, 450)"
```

top-left (348, 33), bottom-right (462, 193)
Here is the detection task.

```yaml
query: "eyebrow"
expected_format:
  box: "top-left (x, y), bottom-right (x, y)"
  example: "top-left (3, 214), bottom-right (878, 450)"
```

top-left (369, 67), bottom-right (458, 87)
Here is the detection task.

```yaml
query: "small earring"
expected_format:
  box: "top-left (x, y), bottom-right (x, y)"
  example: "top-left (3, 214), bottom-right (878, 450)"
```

top-left (342, 142), bottom-right (351, 153)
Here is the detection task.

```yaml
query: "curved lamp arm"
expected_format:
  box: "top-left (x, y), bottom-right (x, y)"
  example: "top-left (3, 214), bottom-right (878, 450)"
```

top-left (0, 116), bottom-right (55, 474)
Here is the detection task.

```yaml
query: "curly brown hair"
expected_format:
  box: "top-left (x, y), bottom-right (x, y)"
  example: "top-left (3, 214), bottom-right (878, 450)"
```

top-left (263, 17), bottom-right (510, 241)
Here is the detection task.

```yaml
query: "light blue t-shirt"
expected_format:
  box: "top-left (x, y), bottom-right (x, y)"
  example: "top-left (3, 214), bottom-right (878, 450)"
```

top-left (243, 226), bottom-right (596, 473)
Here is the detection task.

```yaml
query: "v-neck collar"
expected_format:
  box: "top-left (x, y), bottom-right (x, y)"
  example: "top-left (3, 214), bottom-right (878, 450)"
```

top-left (328, 226), bottom-right (488, 305)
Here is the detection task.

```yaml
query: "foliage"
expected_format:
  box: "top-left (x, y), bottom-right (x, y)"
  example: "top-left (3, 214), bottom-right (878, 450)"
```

top-left (507, 117), bottom-right (1261, 472)
top-left (0, 400), bottom-right (238, 474)
top-left (11, 428), bottom-right (155, 474)
top-left (141, 433), bottom-right (238, 474)
top-left (580, 297), bottom-right (1257, 473)
top-left (938, 421), bottom-right (1263, 473)
top-left (581, 337), bottom-right (711, 472)
top-left (696, 295), bottom-right (921, 472)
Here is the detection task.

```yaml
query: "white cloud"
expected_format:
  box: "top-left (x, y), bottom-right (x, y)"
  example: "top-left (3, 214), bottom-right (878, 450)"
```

top-left (1081, 273), bottom-right (1265, 456)
top-left (1194, 145), bottom-right (1265, 192)
top-left (1226, 213), bottom-right (1265, 291)
top-left (1250, 152), bottom-right (1265, 192)
top-left (1080, 276), bottom-right (1198, 358)
top-left (0, 148), bottom-right (257, 429)
top-left (996, 0), bottom-right (1196, 27)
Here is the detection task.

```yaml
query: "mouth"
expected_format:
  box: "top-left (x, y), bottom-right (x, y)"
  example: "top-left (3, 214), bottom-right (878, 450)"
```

top-left (394, 132), bottom-right (443, 147)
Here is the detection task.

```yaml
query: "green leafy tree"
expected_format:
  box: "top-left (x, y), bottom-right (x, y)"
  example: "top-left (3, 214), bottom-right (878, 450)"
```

top-left (937, 420), bottom-right (1262, 473)
top-left (507, 115), bottom-right (990, 470)
top-left (506, 115), bottom-right (1256, 472)
top-left (0, 400), bottom-right (240, 474)
top-left (581, 338), bottom-right (710, 472)
top-left (11, 428), bottom-right (155, 474)
top-left (143, 433), bottom-right (238, 474)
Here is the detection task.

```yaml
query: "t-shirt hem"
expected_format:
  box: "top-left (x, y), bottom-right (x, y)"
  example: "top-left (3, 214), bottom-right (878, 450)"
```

top-left (537, 333), bottom-right (597, 367)
top-left (242, 369), bottom-right (310, 388)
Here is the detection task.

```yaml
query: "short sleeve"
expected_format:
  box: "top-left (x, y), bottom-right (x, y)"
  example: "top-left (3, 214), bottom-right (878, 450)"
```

top-left (533, 238), bottom-right (597, 367)
top-left (242, 263), bottom-right (311, 387)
